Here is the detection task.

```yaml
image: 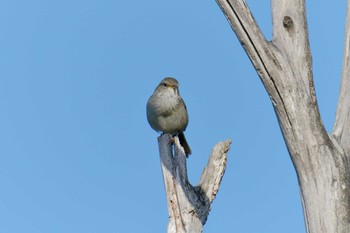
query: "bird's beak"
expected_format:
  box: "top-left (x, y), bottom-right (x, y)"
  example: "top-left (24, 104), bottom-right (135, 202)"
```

top-left (173, 86), bottom-right (179, 95)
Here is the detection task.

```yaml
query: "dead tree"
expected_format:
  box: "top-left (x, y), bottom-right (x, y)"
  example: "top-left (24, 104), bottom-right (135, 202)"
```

top-left (215, 0), bottom-right (350, 233)
top-left (158, 134), bottom-right (230, 232)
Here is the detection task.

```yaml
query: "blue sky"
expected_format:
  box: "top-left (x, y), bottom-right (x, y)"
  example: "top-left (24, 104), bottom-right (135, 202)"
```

top-left (0, 0), bottom-right (346, 232)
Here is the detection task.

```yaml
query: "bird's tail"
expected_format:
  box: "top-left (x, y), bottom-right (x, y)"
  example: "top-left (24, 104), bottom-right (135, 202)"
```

top-left (178, 132), bottom-right (192, 157)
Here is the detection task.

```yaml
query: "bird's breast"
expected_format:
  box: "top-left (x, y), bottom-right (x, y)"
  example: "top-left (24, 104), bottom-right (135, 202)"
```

top-left (153, 91), bottom-right (180, 115)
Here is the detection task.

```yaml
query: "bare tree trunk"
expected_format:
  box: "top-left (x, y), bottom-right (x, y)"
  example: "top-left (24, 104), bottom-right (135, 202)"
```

top-left (158, 134), bottom-right (230, 233)
top-left (215, 0), bottom-right (350, 232)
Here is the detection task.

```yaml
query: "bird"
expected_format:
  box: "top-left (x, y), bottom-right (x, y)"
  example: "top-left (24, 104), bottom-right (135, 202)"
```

top-left (147, 77), bottom-right (191, 157)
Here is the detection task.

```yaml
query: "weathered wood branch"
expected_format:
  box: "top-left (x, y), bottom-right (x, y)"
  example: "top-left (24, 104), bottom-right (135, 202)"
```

top-left (271, 0), bottom-right (313, 92)
top-left (216, 0), bottom-right (350, 232)
top-left (334, 0), bottom-right (350, 155)
top-left (158, 134), bottom-right (230, 233)
top-left (215, 0), bottom-right (280, 98)
top-left (215, 0), bottom-right (294, 133)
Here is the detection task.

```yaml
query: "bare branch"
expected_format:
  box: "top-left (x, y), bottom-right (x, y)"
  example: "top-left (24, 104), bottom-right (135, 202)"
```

top-left (215, 0), bottom-right (274, 83)
top-left (334, 0), bottom-right (350, 154)
top-left (158, 134), bottom-right (230, 233)
top-left (215, 0), bottom-right (298, 132)
top-left (198, 140), bottom-right (230, 203)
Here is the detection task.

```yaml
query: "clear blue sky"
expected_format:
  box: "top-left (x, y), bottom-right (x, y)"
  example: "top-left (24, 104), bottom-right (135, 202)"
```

top-left (0, 0), bottom-right (346, 232)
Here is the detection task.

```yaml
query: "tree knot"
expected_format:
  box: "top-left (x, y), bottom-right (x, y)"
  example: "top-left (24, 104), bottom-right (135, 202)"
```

top-left (283, 16), bottom-right (293, 30)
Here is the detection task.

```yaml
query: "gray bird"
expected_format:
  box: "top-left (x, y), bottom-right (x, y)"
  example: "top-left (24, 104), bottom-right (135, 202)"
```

top-left (147, 77), bottom-right (192, 157)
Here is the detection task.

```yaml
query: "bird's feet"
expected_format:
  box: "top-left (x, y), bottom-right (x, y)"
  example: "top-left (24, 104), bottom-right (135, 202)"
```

top-left (168, 136), bottom-right (175, 145)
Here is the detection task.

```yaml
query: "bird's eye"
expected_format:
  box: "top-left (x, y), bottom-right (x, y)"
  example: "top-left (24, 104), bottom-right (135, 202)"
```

top-left (162, 83), bottom-right (168, 87)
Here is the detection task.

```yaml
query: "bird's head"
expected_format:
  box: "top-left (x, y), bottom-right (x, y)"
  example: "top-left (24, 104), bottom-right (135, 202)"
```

top-left (156, 77), bottom-right (180, 96)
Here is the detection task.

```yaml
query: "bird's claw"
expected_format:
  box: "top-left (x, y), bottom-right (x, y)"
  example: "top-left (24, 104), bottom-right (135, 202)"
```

top-left (168, 137), bottom-right (175, 145)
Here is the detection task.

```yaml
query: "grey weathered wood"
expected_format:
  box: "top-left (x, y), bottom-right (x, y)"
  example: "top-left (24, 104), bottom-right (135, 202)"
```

top-left (216, 0), bottom-right (350, 232)
top-left (158, 134), bottom-right (230, 233)
top-left (334, 1), bottom-right (350, 155)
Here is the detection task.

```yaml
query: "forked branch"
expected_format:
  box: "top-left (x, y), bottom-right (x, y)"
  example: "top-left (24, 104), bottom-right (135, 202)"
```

top-left (215, 1), bottom-right (350, 233)
top-left (158, 134), bottom-right (230, 233)
top-left (215, 0), bottom-right (294, 124)
top-left (215, 0), bottom-right (272, 82)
